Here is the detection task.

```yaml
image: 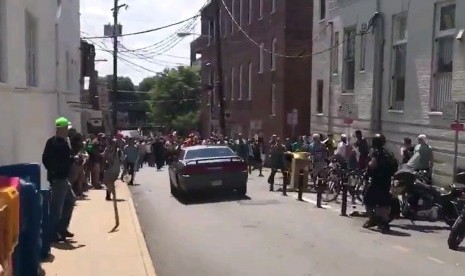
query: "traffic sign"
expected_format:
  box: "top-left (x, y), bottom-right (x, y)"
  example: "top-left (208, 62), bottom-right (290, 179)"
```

top-left (338, 103), bottom-right (358, 120)
top-left (451, 123), bottom-right (464, 131)
top-left (443, 101), bottom-right (465, 123)
top-left (343, 118), bottom-right (354, 125)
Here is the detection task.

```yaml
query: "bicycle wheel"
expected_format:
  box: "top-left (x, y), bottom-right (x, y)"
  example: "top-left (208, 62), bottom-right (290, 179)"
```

top-left (323, 175), bottom-right (341, 202)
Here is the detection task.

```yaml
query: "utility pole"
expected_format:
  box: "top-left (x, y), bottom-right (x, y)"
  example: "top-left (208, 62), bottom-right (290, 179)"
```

top-left (111, 0), bottom-right (119, 134)
top-left (214, 0), bottom-right (226, 135)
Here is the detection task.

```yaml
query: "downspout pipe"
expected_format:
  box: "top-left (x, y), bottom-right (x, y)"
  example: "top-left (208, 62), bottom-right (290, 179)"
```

top-left (371, 6), bottom-right (384, 134)
top-left (328, 21), bottom-right (334, 133)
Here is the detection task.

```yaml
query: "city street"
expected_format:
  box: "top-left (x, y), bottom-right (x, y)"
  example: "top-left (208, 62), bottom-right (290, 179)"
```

top-left (130, 167), bottom-right (465, 276)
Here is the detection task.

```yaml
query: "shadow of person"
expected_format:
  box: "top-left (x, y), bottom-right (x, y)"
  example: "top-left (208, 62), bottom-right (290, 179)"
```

top-left (41, 253), bottom-right (55, 263)
top-left (52, 241), bottom-right (86, 250)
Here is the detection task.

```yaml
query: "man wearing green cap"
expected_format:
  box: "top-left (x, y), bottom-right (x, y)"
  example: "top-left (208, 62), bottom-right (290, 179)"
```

top-left (42, 116), bottom-right (76, 242)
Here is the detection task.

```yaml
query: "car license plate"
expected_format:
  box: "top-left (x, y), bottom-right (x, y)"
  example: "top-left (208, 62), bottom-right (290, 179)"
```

top-left (211, 180), bottom-right (222, 186)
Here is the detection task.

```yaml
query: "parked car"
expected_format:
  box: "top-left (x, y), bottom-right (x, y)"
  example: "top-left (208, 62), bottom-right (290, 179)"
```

top-left (168, 145), bottom-right (248, 199)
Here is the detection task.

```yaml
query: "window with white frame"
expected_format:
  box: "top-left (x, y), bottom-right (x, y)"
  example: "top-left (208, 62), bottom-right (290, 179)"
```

top-left (248, 0), bottom-right (253, 24)
top-left (390, 13), bottom-right (407, 110)
top-left (248, 62), bottom-right (253, 100)
top-left (239, 64), bottom-right (243, 100)
top-left (320, 0), bottom-right (326, 20)
top-left (259, 43), bottom-right (264, 73)
top-left (259, 0), bottom-right (263, 19)
top-left (316, 80), bottom-right (324, 114)
top-left (271, 38), bottom-right (277, 70)
top-left (271, 83), bottom-right (276, 115)
top-left (342, 28), bottom-right (356, 92)
top-left (272, 0), bottom-right (276, 13)
top-left (359, 23), bottom-right (367, 71)
top-left (331, 31), bottom-right (339, 74)
top-left (431, 2), bottom-right (455, 112)
top-left (231, 67), bottom-right (235, 100)
top-left (231, 0), bottom-right (236, 33)
top-left (25, 11), bottom-right (38, 87)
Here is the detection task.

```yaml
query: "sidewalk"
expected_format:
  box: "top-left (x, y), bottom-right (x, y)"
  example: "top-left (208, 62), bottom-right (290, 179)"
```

top-left (41, 182), bottom-right (156, 276)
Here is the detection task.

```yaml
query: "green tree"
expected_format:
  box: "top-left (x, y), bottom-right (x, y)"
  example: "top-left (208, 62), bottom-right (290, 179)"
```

top-left (138, 76), bottom-right (158, 92)
top-left (148, 66), bottom-right (201, 135)
top-left (101, 75), bottom-right (136, 101)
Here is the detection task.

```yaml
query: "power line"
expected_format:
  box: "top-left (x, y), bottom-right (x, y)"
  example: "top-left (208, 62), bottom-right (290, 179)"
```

top-left (82, 14), bottom-right (200, 39)
top-left (219, 0), bottom-right (375, 58)
top-left (115, 98), bottom-right (201, 104)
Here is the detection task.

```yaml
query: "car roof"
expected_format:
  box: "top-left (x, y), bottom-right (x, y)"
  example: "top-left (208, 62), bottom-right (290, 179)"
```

top-left (183, 145), bottom-right (232, 151)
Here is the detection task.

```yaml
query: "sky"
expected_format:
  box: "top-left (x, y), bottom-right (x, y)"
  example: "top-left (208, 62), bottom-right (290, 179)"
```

top-left (80, 0), bottom-right (206, 86)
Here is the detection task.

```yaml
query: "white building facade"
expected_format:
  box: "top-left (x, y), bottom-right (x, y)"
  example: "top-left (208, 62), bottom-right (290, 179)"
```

top-left (312, 0), bottom-right (465, 184)
top-left (0, 0), bottom-right (81, 183)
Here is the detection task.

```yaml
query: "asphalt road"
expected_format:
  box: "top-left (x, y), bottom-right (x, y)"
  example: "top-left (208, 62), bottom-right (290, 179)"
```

top-left (130, 166), bottom-right (465, 276)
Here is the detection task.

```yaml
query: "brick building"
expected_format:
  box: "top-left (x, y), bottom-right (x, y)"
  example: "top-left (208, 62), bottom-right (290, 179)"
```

top-left (192, 0), bottom-right (313, 139)
top-left (311, 0), bottom-right (465, 184)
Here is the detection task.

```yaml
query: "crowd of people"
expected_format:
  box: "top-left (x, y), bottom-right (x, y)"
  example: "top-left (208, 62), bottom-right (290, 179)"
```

top-left (41, 115), bottom-right (434, 242)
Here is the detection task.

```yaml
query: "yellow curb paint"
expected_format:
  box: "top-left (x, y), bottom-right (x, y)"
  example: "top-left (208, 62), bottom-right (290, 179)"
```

top-left (122, 183), bottom-right (157, 276)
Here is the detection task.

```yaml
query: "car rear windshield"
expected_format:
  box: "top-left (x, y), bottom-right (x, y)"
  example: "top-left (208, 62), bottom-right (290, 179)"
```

top-left (184, 147), bottom-right (236, 160)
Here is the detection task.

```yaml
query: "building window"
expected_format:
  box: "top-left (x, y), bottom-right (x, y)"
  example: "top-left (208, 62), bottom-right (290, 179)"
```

top-left (431, 2), bottom-right (455, 112)
top-left (331, 31), bottom-right (339, 74)
top-left (316, 80), bottom-right (324, 114)
top-left (239, 0), bottom-right (243, 26)
top-left (239, 64), bottom-right (243, 100)
top-left (259, 43), bottom-right (264, 73)
top-left (231, 67), bottom-right (235, 100)
top-left (208, 20), bottom-right (214, 44)
top-left (222, 9), bottom-right (228, 37)
top-left (271, 83), bottom-right (276, 115)
top-left (259, 0), bottom-right (263, 19)
top-left (342, 28), bottom-right (356, 92)
top-left (248, 0), bottom-right (252, 24)
top-left (359, 24), bottom-right (367, 71)
top-left (210, 70), bottom-right (216, 105)
top-left (25, 11), bottom-right (38, 87)
top-left (272, 0), bottom-right (276, 13)
top-left (320, 0), bottom-right (326, 20)
top-left (271, 38), bottom-right (277, 70)
top-left (390, 14), bottom-right (408, 110)
top-left (231, 0), bottom-right (236, 33)
top-left (248, 62), bottom-right (253, 100)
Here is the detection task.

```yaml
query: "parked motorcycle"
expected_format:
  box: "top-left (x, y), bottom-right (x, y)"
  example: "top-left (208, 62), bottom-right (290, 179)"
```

top-left (446, 172), bottom-right (465, 250)
top-left (390, 165), bottom-right (465, 226)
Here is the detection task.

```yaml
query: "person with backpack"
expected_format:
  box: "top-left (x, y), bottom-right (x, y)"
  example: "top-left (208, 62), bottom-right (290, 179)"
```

top-left (363, 134), bottom-right (398, 233)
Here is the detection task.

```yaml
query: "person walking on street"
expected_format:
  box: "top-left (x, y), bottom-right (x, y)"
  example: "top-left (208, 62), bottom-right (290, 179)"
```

top-left (123, 138), bottom-right (139, 185)
top-left (103, 139), bottom-right (124, 201)
top-left (401, 137), bottom-right (415, 164)
top-left (42, 117), bottom-right (76, 242)
top-left (363, 134), bottom-right (397, 233)
top-left (267, 136), bottom-right (287, 190)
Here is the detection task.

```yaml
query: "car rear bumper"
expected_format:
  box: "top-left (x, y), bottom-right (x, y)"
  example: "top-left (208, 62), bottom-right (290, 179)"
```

top-left (179, 171), bottom-right (248, 192)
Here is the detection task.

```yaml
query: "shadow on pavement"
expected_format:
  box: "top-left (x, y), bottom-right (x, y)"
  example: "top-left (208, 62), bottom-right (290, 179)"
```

top-left (369, 228), bottom-right (411, 237)
top-left (176, 191), bottom-right (251, 205)
top-left (41, 253), bottom-right (55, 263)
top-left (392, 223), bottom-right (450, 233)
top-left (52, 241), bottom-right (86, 250)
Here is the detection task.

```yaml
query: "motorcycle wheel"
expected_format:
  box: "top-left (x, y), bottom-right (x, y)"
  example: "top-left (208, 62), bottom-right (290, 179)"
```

top-left (448, 217), bottom-right (465, 250)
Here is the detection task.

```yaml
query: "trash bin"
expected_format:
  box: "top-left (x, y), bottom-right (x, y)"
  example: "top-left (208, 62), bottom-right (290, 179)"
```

top-left (290, 152), bottom-right (311, 189)
top-left (0, 184), bottom-right (20, 267)
top-left (0, 164), bottom-right (42, 276)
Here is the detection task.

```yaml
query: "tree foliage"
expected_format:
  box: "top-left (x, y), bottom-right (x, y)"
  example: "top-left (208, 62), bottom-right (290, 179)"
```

top-left (148, 66), bottom-right (201, 135)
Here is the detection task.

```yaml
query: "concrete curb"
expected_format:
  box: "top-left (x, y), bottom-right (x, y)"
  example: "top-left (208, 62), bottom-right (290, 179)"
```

top-left (123, 183), bottom-right (157, 276)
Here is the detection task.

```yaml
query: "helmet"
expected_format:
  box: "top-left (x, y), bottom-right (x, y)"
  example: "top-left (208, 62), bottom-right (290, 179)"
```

top-left (372, 133), bottom-right (386, 148)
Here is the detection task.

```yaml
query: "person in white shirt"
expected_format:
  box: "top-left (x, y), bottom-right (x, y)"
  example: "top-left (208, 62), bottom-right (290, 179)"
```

top-left (335, 134), bottom-right (349, 159)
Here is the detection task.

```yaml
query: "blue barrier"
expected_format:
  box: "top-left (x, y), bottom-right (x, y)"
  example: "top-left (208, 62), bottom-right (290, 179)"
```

top-left (0, 163), bottom-right (43, 276)
top-left (40, 190), bottom-right (51, 260)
